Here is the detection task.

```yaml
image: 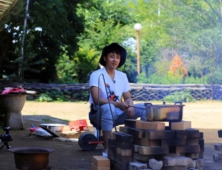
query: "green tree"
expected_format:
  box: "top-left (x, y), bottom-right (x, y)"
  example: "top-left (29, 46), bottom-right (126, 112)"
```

top-left (0, 0), bottom-right (85, 82)
top-left (129, 0), bottom-right (222, 85)
top-left (75, 0), bottom-right (136, 82)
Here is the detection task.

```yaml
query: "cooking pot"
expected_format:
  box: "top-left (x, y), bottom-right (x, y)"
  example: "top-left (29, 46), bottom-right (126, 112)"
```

top-left (9, 147), bottom-right (54, 170)
top-left (144, 102), bottom-right (184, 122)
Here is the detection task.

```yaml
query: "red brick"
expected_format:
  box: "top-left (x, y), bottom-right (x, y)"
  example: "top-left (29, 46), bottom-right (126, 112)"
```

top-left (133, 137), bottom-right (161, 146)
top-left (114, 159), bottom-right (129, 170)
top-left (175, 129), bottom-right (200, 139)
top-left (124, 119), bottom-right (143, 128)
top-left (114, 131), bottom-right (133, 143)
top-left (133, 152), bottom-right (155, 162)
top-left (176, 144), bottom-right (200, 154)
top-left (116, 141), bottom-right (133, 150)
top-left (108, 144), bottom-right (116, 155)
top-left (145, 130), bottom-right (175, 139)
top-left (186, 129), bottom-right (200, 138)
top-left (91, 163), bottom-right (110, 170)
top-left (133, 138), bottom-right (150, 146)
top-left (171, 121), bottom-right (191, 130)
top-left (133, 144), bottom-right (139, 152)
top-left (199, 139), bottom-right (205, 152)
top-left (186, 138), bottom-right (199, 145)
top-left (149, 139), bottom-right (162, 146)
top-left (108, 150), bottom-right (115, 160)
top-left (162, 138), bottom-right (186, 146)
top-left (175, 130), bottom-right (187, 138)
top-left (199, 152), bottom-right (204, 159)
top-left (139, 146), bottom-right (169, 155)
top-left (116, 154), bottom-right (132, 163)
top-left (218, 130), bottom-right (222, 138)
top-left (108, 138), bottom-right (116, 146)
top-left (140, 121), bottom-right (165, 130)
top-left (185, 153), bottom-right (199, 159)
top-left (91, 156), bottom-right (110, 167)
top-left (116, 147), bottom-right (132, 156)
top-left (119, 126), bottom-right (144, 138)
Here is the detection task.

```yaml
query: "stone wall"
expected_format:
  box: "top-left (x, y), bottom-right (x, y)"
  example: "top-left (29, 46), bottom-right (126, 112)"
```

top-left (0, 82), bottom-right (222, 101)
top-left (130, 84), bottom-right (222, 101)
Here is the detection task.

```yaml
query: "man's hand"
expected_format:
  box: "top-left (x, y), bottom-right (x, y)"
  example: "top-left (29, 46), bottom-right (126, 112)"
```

top-left (126, 105), bottom-right (135, 118)
top-left (121, 90), bottom-right (135, 118)
top-left (117, 101), bottom-right (129, 111)
top-left (117, 102), bottom-right (135, 118)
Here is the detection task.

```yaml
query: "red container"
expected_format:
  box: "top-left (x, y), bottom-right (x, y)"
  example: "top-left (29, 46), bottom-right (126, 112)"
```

top-left (69, 119), bottom-right (88, 131)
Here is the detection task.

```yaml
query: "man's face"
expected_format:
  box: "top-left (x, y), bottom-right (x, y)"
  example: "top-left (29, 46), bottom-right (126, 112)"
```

top-left (104, 52), bottom-right (121, 69)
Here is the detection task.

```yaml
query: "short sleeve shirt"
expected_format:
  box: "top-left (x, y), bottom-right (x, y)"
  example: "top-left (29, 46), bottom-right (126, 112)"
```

top-left (89, 67), bottom-right (130, 104)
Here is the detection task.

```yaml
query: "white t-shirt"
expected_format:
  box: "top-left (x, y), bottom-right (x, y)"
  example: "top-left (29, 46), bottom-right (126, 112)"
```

top-left (89, 67), bottom-right (131, 104)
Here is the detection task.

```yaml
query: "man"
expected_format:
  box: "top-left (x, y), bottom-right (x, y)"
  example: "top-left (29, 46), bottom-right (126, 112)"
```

top-left (89, 42), bottom-right (146, 157)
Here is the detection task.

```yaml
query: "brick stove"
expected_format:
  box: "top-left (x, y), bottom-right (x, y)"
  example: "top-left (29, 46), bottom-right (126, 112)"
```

top-left (90, 102), bottom-right (205, 170)
top-left (107, 120), bottom-right (204, 170)
top-left (213, 129), bottom-right (222, 162)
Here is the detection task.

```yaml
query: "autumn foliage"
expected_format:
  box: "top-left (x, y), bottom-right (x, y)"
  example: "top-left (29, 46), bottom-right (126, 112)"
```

top-left (169, 54), bottom-right (188, 77)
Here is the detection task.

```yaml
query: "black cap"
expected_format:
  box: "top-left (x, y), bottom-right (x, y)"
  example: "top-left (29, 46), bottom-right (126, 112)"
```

top-left (99, 43), bottom-right (126, 68)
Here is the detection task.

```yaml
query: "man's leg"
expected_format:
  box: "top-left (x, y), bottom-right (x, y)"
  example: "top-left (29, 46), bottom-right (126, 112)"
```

top-left (100, 104), bottom-right (116, 155)
top-left (133, 103), bottom-right (147, 121)
top-left (102, 130), bottom-right (111, 154)
top-left (114, 104), bottom-right (146, 126)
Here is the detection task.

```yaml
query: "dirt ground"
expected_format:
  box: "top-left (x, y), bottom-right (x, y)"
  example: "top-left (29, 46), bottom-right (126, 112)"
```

top-left (0, 101), bottom-right (222, 170)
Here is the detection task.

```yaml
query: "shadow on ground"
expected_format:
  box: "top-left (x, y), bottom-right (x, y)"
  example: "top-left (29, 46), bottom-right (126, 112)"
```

top-left (0, 115), bottom-right (222, 170)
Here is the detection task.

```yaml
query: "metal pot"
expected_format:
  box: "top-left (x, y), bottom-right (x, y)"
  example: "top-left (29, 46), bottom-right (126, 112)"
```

top-left (9, 147), bottom-right (54, 170)
top-left (144, 102), bottom-right (184, 122)
top-left (40, 123), bottom-right (66, 132)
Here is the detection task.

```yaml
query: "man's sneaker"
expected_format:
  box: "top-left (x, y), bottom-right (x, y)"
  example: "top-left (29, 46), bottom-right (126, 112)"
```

top-left (102, 151), bottom-right (108, 158)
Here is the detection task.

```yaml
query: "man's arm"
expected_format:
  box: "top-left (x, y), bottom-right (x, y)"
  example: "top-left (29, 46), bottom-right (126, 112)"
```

top-left (122, 91), bottom-right (135, 117)
top-left (90, 86), bottom-right (129, 111)
top-left (123, 91), bottom-right (133, 106)
top-left (90, 86), bottom-right (108, 105)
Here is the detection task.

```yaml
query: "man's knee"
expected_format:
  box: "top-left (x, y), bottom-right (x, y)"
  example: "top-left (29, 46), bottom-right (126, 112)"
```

top-left (100, 103), bottom-right (115, 112)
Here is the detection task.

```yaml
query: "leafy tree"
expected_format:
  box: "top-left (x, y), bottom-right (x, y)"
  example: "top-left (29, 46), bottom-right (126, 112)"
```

top-left (1, 0), bottom-right (222, 85)
top-left (169, 54), bottom-right (187, 77)
top-left (129, 0), bottom-right (222, 85)
top-left (0, 0), bottom-right (25, 80)
top-left (0, 0), bottom-right (85, 82)
top-left (74, 0), bottom-right (137, 82)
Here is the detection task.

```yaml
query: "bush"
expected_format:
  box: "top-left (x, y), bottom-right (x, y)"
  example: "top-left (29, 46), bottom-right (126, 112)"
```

top-left (36, 93), bottom-right (53, 102)
top-left (164, 90), bottom-right (195, 103)
top-left (36, 91), bottom-right (69, 102)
